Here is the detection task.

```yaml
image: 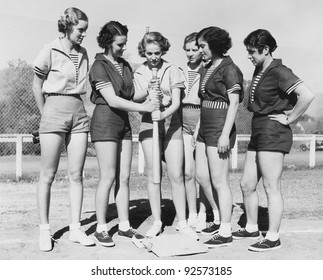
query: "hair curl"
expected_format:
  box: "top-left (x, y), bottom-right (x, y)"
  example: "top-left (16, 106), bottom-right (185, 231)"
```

top-left (57, 7), bottom-right (88, 34)
top-left (97, 21), bottom-right (128, 49)
top-left (138, 32), bottom-right (171, 57)
top-left (243, 29), bottom-right (277, 54)
top-left (196, 26), bottom-right (232, 56)
top-left (183, 32), bottom-right (198, 50)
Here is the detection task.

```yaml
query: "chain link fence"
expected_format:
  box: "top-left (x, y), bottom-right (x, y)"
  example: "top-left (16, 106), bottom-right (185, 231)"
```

top-left (0, 14), bottom-right (322, 180)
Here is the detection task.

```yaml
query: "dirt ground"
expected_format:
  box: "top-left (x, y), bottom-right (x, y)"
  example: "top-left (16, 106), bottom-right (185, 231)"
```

top-left (0, 168), bottom-right (323, 261)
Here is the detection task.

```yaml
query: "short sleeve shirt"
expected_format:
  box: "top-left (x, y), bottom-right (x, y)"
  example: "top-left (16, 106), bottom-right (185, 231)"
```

top-left (248, 59), bottom-right (303, 115)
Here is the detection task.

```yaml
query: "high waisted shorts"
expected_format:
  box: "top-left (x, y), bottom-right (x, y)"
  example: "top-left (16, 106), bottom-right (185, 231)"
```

top-left (39, 95), bottom-right (89, 134)
top-left (90, 104), bottom-right (132, 142)
top-left (197, 102), bottom-right (236, 148)
top-left (248, 115), bottom-right (292, 154)
top-left (182, 105), bottom-right (200, 136)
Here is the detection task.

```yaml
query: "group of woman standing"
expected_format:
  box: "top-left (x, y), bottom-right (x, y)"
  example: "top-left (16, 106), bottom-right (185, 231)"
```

top-left (33, 7), bottom-right (315, 252)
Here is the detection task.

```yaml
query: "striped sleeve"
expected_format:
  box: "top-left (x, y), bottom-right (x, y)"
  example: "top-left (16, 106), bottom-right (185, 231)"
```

top-left (286, 79), bottom-right (303, 95)
top-left (227, 83), bottom-right (242, 94)
top-left (95, 81), bottom-right (112, 91)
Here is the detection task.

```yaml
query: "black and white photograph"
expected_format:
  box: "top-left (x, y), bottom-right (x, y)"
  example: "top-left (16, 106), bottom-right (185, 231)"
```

top-left (0, 0), bottom-right (322, 279)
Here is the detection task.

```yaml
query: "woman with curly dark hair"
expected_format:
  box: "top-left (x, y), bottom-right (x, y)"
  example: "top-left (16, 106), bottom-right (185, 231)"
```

top-left (32, 7), bottom-right (94, 251)
top-left (89, 21), bottom-right (158, 247)
top-left (195, 26), bottom-right (244, 247)
top-left (133, 31), bottom-right (199, 240)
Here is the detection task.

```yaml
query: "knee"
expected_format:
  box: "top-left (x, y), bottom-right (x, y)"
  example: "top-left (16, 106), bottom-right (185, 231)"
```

top-left (68, 170), bottom-right (83, 184)
top-left (40, 169), bottom-right (57, 185)
top-left (118, 173), bottom-right (130, 187)
top-left (262, 178), bottom-right (281, 194)
top-left (240, 179), bottom-right (256, 195)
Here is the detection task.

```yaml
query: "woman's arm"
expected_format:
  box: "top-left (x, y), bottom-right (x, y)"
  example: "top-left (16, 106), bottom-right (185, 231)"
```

top-left (217, 93), bottom-right (240, 153)
top-left (99, 86), bottom-right (158, 113)
top-left (32, 75), bottom-right (46, 115)
top-left (268, 83), bottom-right (315, 125)
top-left (151, 88), bottom-right (182, 121)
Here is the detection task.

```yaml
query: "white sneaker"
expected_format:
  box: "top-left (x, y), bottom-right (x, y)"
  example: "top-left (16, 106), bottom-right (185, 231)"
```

top-left (179, 225), bottom-right (199, 241)
top-left (69, 229), bottom-right (95, 246)
top-left (195, 218), bottom-right (207, 233)
top-left (39, 230), bottom-right (52, 252)
top-left (146, 224), bottom-right (162, 238)
top-left (187, 216), bottom-right (198, 228)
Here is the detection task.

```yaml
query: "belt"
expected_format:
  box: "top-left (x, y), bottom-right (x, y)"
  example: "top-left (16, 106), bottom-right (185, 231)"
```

top-left (47, 93), bottom-right (80, 97)
top-left (183, 104), bottom-right (201, 109)
top-left (202, 100), bottom-right (228, 109)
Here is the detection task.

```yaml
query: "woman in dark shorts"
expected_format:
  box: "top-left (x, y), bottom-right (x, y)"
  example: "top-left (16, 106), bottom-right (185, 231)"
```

top-left (232, 29), bottom-right (315, 252)
top-left (181, 32), bottom-right (219, 233)
top-left (32, 7), bottom-right (94, 251)
top-left (89, 21), bottom-right (157, 247)
top-left (195, 26), bottom-right (244, 248)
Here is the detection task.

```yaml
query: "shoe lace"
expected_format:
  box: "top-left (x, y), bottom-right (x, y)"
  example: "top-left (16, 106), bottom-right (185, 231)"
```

top-left (257, 239), bottom-right (266, 244)
top-left (101, 231), bottom-right (110, 238)
top-left (208, 222), bottom-right (215, 228)
top-left (211, 233), bottom-right (220, 240)
top-left (129, 228), bottom-right (137, 234)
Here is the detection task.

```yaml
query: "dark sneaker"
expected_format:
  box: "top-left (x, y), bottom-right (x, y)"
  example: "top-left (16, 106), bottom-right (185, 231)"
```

top-left (248, 238), bottom-right (281, 252)
top-left (94, 231), bottom-right (115, 247)
top-left (232, 228), bottom-right (261, 240)
top-left (201, 222), bottom-right (220, 236)
top-left (118, 228), bottom-right (145, 240)
top-left (204, 234), bottom-right (233, 248)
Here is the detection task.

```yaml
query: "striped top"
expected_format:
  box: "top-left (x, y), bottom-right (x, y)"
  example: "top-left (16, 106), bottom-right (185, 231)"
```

top-left (201, 65), bottom-right (241, 98)
top-left (200, 65), bottom-right (216, 95)
top-left (69, 53), bottom-right (79, 83)
top-left (187, 69), bottom-right (199, 92)
top-left (95, 62), bottom-right (123, 92)
top-left (250, 72), bottom-right (263, 103)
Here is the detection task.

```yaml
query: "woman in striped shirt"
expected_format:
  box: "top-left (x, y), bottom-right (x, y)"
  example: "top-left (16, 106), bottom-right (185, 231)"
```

top-left (181, 32), bottom-right (220, 234)
top-left (195, 26), bottom-right (244, 248)
top-left (232, 29), bottom-right (315, 252)
top-left (32, 7), bottom-right (94, 251)
top-left (89, 21), bottom-right (158, 247)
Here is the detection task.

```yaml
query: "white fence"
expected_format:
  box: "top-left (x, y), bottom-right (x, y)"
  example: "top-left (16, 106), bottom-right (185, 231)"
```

top-left (1, 134), bottom-right (323, 179)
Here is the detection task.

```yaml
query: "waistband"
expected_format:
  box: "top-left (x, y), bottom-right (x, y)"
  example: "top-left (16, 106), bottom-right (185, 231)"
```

top-left (202, 100), bottom-right (228, 109)
top-left (46, 93), bottom-right (80, 97)
top-left (183, 104), bottom-right (201, 109)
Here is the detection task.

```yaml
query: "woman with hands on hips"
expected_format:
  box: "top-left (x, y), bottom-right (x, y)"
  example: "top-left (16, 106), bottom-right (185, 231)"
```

top-left (232, 29), bottom-right (315, 252)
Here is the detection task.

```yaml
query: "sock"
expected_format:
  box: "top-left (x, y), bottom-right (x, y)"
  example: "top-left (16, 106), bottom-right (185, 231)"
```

top-left (153, 220), bottom-right (163, 227)
top-left (69, 222), bottom-right (81, 231)
top-left (96, 223), bottom-right (108, 233)
top-left (245, 223), bottom-right (259, 233)
top-left (197, 212), bottom-right (206, 220)
top-left (212, 210), bottom-right (221, 224)
top-left (39, 224), bottom-right (50, 231)
top-left (178, 220), bottom-right (188, 228)
top-left (188, 212), bottom-right (198, 219)
top-left (118, 220), bottom-right (130, 232)
top-left (265, 231), bottom-right (280, 241)
top-left (219, 222), bottom-right (232, 237)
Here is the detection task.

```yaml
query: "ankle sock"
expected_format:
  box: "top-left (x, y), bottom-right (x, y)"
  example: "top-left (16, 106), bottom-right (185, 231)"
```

top-left (245, 223), bottom-right (259, 233)
top-left (218, 222), bottom-right (232, 237)
top-left (69, 222), bottom-right (81, 231)
top-left (118, 220), bottom-right (130, 231)
top-left (265, 231), bottom-right (280, 241)
top-left (96, 223), bottom-right (108, 233)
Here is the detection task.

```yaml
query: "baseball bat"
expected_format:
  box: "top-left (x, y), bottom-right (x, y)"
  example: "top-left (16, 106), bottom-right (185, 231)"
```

top-left (151, 67), bottom-right (161, 184)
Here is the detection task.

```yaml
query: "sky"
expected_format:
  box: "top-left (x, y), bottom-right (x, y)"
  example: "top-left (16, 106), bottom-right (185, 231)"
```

top-left (1, 0), bottom-right (323, 116)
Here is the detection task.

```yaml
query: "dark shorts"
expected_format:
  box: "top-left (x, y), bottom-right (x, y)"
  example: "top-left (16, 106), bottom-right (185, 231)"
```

top-left (90, 104), bottom-right (132, 142)
top-left (248, 115), bottom-right (292, 154)
top-left (182, 105), bottom-right (200, 136)
top-left (139, 108), bottom-right (182, 142)
top-left (197, 107), bottom-right (236, 148)
top-left (39, 95), bottom-right (89, 134)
